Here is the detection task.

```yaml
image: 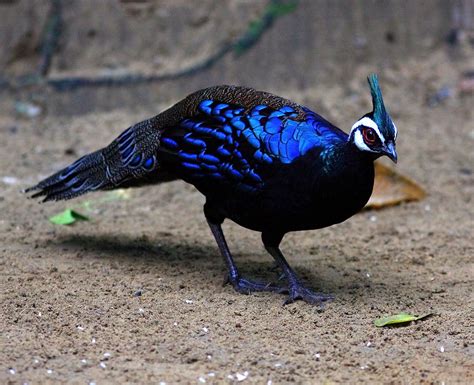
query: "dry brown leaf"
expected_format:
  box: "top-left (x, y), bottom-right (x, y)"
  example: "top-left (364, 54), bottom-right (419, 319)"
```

top-left (366, 162), bottom-right (426, 209)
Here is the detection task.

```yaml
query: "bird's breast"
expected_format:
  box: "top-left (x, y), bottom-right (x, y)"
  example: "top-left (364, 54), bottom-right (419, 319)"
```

top-left (220, 152), bottom-right (375, 233)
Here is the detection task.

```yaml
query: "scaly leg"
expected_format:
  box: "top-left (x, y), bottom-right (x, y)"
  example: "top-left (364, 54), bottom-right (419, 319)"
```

top-left (263, 233), bottom-right (333, 305)
top-left (206, 219), bottom-right (284, 294)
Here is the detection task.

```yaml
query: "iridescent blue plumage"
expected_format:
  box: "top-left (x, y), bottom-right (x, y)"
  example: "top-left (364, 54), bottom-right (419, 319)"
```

top-left (28, 79), bottom-right (398, 305)
top-left (159, 99), bottom-right (347, 194)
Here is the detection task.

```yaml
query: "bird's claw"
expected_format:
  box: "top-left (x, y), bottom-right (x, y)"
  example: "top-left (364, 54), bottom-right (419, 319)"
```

top-left (284, 283), bottom-right (334, 306)
top-left (224, 275), bottom-right (285, 294)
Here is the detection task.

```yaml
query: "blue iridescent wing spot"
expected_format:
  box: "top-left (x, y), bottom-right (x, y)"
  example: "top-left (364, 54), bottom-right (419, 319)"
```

top-left (264, 117), bottom-right (282, 134)
top-left (129, 153), bottom-right (142, 167)
top-left (198, 100), bottom-right (213, 115)
top-left (161, 137), bottom-right (179, 150)
top-left (143, 156), bottom-right (155, 170)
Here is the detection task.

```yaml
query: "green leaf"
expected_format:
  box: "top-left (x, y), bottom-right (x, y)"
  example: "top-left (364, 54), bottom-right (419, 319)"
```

top-left (49, 209), bottom-right (89, 225)
top-left (374, 313), bottom-right (432, 327)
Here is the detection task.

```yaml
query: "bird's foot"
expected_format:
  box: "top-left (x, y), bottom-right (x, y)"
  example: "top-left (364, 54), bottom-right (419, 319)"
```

top-left (224, 275), bottom-right (285, 295)
top-left (284, 282), bottom-right (334, 306)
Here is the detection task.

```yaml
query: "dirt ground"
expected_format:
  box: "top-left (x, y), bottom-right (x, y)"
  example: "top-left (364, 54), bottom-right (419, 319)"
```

top-left (1, 49), bottom-right (473, 384)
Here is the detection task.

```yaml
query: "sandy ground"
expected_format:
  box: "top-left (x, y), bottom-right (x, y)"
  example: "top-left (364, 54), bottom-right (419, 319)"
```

top-left (1, 51), bottom-right (473, 384)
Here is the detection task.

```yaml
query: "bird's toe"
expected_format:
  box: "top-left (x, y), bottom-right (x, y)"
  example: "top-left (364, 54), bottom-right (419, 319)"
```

top-left (284, 284), bottom-right (334, 306)
top-left (226, 275), bottom-right (285, 294)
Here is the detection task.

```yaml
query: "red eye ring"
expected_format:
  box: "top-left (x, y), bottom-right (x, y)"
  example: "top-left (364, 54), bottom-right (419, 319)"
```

top-left (362, 127), bottom-right (376, 145)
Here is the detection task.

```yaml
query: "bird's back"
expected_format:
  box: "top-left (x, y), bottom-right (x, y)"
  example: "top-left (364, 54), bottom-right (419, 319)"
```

top-left (27, 85), bottom-right (349, 214)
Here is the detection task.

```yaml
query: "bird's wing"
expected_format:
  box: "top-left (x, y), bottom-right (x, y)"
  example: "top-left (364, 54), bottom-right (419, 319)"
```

top-left (158, 99), bottom-right (347, 193)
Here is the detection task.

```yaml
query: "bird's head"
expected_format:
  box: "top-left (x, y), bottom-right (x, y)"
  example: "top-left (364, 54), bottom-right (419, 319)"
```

top-left (349, 74), bottom-right (398, 163)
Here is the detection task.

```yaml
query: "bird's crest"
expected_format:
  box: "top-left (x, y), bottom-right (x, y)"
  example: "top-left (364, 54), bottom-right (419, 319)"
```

top-left (367, 74), bottom-right (397, 141)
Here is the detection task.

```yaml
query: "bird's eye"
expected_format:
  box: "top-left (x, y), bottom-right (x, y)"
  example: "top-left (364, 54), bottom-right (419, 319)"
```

top-left (362, 127), bottom-right (377, 145)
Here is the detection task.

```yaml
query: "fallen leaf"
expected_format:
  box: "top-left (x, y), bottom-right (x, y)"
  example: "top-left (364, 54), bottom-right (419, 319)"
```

top-left (49, 209), bottom-right (89, 225)
top-left (374, 313), bottom-right (432, 327)
top-left (366, 162), bottom-right (426, 209)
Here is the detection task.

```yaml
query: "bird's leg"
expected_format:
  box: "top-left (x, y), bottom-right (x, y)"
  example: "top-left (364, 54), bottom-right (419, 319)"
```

top-left (263, 233), bottom-right (333, 305)
top-left (205, 218), bottom-right (283, 295)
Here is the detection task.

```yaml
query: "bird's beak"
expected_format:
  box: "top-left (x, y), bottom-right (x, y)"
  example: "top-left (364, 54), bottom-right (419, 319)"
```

top-left (384, 141), bottom-right (398, 163)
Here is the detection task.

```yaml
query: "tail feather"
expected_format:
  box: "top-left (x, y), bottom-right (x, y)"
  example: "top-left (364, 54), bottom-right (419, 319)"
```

top-left (26, 119), bottom-right (163, 202)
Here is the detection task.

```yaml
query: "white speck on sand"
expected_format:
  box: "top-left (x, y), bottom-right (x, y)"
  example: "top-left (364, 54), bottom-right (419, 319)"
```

top-left (369, 215), bottom-right (377, 222)
top-left (235, 371), bottom-right (249, 381)
top-left (198, 377), bottom-right (206, 383)
top-left (99, 362), bottom-right (106, 369)
top-left (9, 368), bottom-right (16, 375)
top-left (185, 299), bottom-right (193, 304)
top-left (439, 346), bottom-right (445, 353)
top-left (1, 176), bottom-right (18, 185)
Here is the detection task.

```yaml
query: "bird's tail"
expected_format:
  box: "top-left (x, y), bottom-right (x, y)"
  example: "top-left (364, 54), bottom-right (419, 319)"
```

top-left (26, 119), bottom-right (164, 202)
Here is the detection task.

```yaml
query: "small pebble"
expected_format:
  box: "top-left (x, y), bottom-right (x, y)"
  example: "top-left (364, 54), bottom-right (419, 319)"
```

top-left (103, 352), bottom-right (111, 358)
top-left (208, 372), bottom-right (215, 377)
top-left (77, 326), bottom-right (84, 331)
top-left (91, 338), bottom-right (96, 344)
top-left (185, 299), bottom-right (193, 304)
top-left (99, 362), bottom-right (106, 369)
top-left (367, 342), bottom-right (372, 347)
top-left (236, 371), bottom-right (249, 381)
top-left (133, 290), bottom-right (143, 297)
top-left (15, 101), bottom-right (42, 118)
top-left (369, 215), bottom-right (377, 222)
top-left (81, 359), bottom-right (87, 364)
top-left (198, 377), bottom-right (206, 383)
top-left (1, 176), bottom-right (18, 185)
top-left (439, 346), bottom-right (445, 353)
top-left (47, 369), bottom-right (53, 374)
top-left (314, 353), bottom-right (320, 360)
top-left (9, 368), bottom-right (15, 375)
top-left (202, 327), bottom-right (209, 333)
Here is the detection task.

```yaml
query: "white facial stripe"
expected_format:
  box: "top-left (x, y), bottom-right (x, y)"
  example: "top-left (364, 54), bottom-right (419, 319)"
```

top-left (350, 117), bottom-right (386, 144)
top-left (353, 130), bottom-right (377, 153)
top-left (392, 122), bottom-right (398, 139)
top-left (351, 117), bottom-right (378, 132)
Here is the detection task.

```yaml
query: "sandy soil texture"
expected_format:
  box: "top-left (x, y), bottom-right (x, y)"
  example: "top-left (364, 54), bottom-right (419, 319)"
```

top-left (1, 51), bottom-right (473, 384)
